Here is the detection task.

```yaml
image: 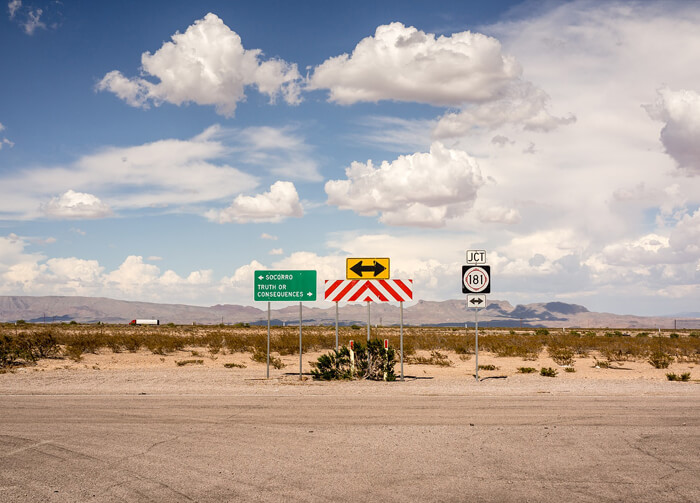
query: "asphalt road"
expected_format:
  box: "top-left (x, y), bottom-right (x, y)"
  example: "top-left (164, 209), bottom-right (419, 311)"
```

top-left (1, 394), bottom-right (699, 502)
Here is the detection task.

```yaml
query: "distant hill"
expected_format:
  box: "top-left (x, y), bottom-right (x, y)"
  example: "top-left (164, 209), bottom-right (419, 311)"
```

top-left (0, 295), bottom-right (690, 329)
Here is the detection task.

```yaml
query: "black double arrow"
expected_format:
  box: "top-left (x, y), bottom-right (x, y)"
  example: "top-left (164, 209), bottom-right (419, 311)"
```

top-left (350, 260), bottom-right (386, 278)
top-left (469, 297), bottom-right (484, 306)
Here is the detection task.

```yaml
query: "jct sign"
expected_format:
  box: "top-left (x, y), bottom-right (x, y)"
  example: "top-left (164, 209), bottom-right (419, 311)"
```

top-left (462, 265), bottom-right (490, 294)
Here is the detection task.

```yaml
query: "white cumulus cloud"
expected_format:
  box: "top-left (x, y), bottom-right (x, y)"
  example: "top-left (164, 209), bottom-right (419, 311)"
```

top-left (97, 13), bottom-right (302, 117)
top-left (309, 22), bottom-right (571, 134)
top-left (309, 22), bottom-right (520, 106)
top-left (325, 142), bottom-right (483, 227)
top-left (41, 190), bottom-right (113, 219)
top-left (645, 87), bottom-right (700, 175)
top-left (206, 181), bottom-right (303, 223)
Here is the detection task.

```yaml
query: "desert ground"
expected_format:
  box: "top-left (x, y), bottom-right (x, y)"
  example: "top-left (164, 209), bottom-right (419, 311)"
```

top-left (1, 326), bottom-right (699, 502)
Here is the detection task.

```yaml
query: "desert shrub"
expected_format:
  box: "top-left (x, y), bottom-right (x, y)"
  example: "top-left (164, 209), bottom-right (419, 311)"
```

top-left (669, 333), bottom-right (680, 339)
top-left (251, 348), bottom-right (285, 369)
top-left (540, 367), bottom-right (558, 377)
top-left (0, 334), bottom-right (35, 367)
top-left (203, 332), bottom-right (223, 355)
top-left (535, 328), bottom-right (549, 336)
top-left (176, 359), bottom-right (203, 366)
top-left (408, 351), bottom-right (452, 367)
top-left (517, 367), bottom-right (537, 373)
top-left (648, 351), bottom-right (673, 369)
top-left (594, 358), bottom-right (612, 368)
top-left (482, 335), bottom-right (542, 360)
top-left (25, 330), bottom-right (61, 359)
top-left (548, 346), bottom-right (574, 366)
top-left (564, 367), bottom-right (576, 373)
top-left (144, 333), bottom-right (185, 355)
top-left (224, 362), bottom-right (246, 369)
top-left (666, 372), bottom-right (690, 381)
top-left (636, 332), bottom-right (649, 338)
top-left (689, 332), bottom-right (699, 339)
top-left (478, 364), bottom-right (497, 371)
top-left (310, 346), bottom-right (354, 380)
top-left (311, 339), bottom-right (395, 381)
top-left (274, 329), bottom-right (299, 355)
top-left (223, 333), bottom-right (249, 353)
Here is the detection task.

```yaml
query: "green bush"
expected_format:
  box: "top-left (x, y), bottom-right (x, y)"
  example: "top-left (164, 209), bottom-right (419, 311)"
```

top-left (540, 367), bottom-right (558, 377)
top-left (311, 339), bottom-right (395, 381)
top-left (648, 351), bottom-right (673, 369)
top-left (517, 367), bottom-right (537, 373)
top-left (666, 372), bottom-right (690, 381)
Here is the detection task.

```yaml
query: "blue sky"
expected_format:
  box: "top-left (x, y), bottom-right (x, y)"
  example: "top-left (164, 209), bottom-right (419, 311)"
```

top-left (1, 0), bottom-right (699, 315)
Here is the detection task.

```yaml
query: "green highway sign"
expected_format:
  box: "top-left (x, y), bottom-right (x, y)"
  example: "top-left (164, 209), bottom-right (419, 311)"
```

top-left (254, 270), bottom-right (317, 301)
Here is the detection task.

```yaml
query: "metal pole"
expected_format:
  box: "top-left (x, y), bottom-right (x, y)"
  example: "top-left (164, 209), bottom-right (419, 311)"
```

top-left (335, 302), bottom-right (339, 351)
top-left (367, 301), bottom-right (371, 342)
top-left (299, 302), bottom-right (303, 380)
top-left (475, 307), bottom-right (479, 382)
top-left (266, 302), bottom-right (270, 379)
top-left (400, 301), bottom-right (404, 381)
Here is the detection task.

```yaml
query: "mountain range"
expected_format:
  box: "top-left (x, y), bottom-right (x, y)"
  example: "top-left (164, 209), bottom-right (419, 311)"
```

top-left (1, 295), bottom-right (695, 329)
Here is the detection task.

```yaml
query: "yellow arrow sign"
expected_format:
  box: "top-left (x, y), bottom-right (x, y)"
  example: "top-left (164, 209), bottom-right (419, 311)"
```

top-left (346, 258), bottom-right (390, 279)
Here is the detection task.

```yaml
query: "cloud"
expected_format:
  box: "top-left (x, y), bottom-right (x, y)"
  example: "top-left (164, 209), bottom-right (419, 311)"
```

top-left (22, 7), bottom-right (44, 34)
top-left (260, 233), bottom-right (278, 240)
top-left (104, 256), bottom-right (212, 297)
top-left (8, 0), bottom-right (21, 19)
top-left (0, 122), bottom-right (13, 150)
top-left (225, 125), bottom-right (321, 181)
top-left (0, 126), bottom-right (259, 220)
top-left (269, 248), bottom-right (283, 255)
top-left (309, 22), bottom-right (521, 106)
top-left (7, 1), bottom-right (57, 35)
top-left (309, 22), bottom-right (571, 134)
top-left (433, 83), bottom-right (575, 138)
top-left (644, 87), bottom-right (700, 175)
top-left (477, 206), bottom-right (521, 224)
top-left (206, 181), bottom-right (303, 223)
top-left (325, 142), bottom-right (483, 227)
top-left (97, 13), bottom-right (302, 117)
top-left (41, 190), bottom-right (113, 219)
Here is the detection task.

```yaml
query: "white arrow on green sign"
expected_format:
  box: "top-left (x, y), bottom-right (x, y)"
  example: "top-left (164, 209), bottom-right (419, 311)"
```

top-left (254, 270), bottom-right (317, 301)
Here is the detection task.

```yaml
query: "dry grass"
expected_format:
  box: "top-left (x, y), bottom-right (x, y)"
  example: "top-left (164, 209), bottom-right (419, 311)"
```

top-left (1, 323), bottom-right (699, 370)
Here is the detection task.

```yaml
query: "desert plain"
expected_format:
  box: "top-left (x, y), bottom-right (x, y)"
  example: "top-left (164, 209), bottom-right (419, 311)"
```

top-left (1, 324), bottom-right (699, 502)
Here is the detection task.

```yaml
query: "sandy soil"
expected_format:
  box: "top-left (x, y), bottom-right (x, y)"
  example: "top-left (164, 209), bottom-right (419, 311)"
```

top-left (1, 348), bottom-right (698, 397)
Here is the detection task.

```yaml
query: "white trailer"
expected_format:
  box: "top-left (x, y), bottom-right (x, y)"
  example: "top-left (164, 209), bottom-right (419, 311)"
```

top-left (129, 319), bottom-right (160, 325)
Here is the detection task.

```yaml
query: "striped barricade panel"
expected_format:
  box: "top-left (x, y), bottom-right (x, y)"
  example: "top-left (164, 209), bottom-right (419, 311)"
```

top-left (324, 279), bottom-right (413, 302)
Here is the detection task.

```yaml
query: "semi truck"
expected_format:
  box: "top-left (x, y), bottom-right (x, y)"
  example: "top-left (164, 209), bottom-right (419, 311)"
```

top-left (129, 319), bottom-right (160, 326)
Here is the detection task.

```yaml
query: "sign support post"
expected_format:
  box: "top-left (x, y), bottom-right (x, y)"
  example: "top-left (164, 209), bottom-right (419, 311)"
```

top-left (400, 301), bottom-right (404, 381)
top-left (266, 302), bottom-right (271, 379)
top-left (475, 306), bottom-right (479, 382)
top-left (335, 302), bottom-right (339, 351)
top-left (299, 302), bottom-right (303, 380)
top-left (367, 301), bottom-right (371, 341)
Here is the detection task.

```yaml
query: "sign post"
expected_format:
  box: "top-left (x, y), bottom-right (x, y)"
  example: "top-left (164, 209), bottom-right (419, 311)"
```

top-left (255, 270), bottom-right (317, 379)
top-left (463, 253), bottom-right (491, 382)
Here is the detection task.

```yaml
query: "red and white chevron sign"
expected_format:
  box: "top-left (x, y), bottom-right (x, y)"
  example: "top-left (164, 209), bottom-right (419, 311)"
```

top-left (324, 279), bottom-right (413, 302)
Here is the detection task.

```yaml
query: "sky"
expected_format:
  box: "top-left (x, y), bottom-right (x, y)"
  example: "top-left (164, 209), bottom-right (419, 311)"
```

top-left (1, 0), bottom-right (699, 316)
